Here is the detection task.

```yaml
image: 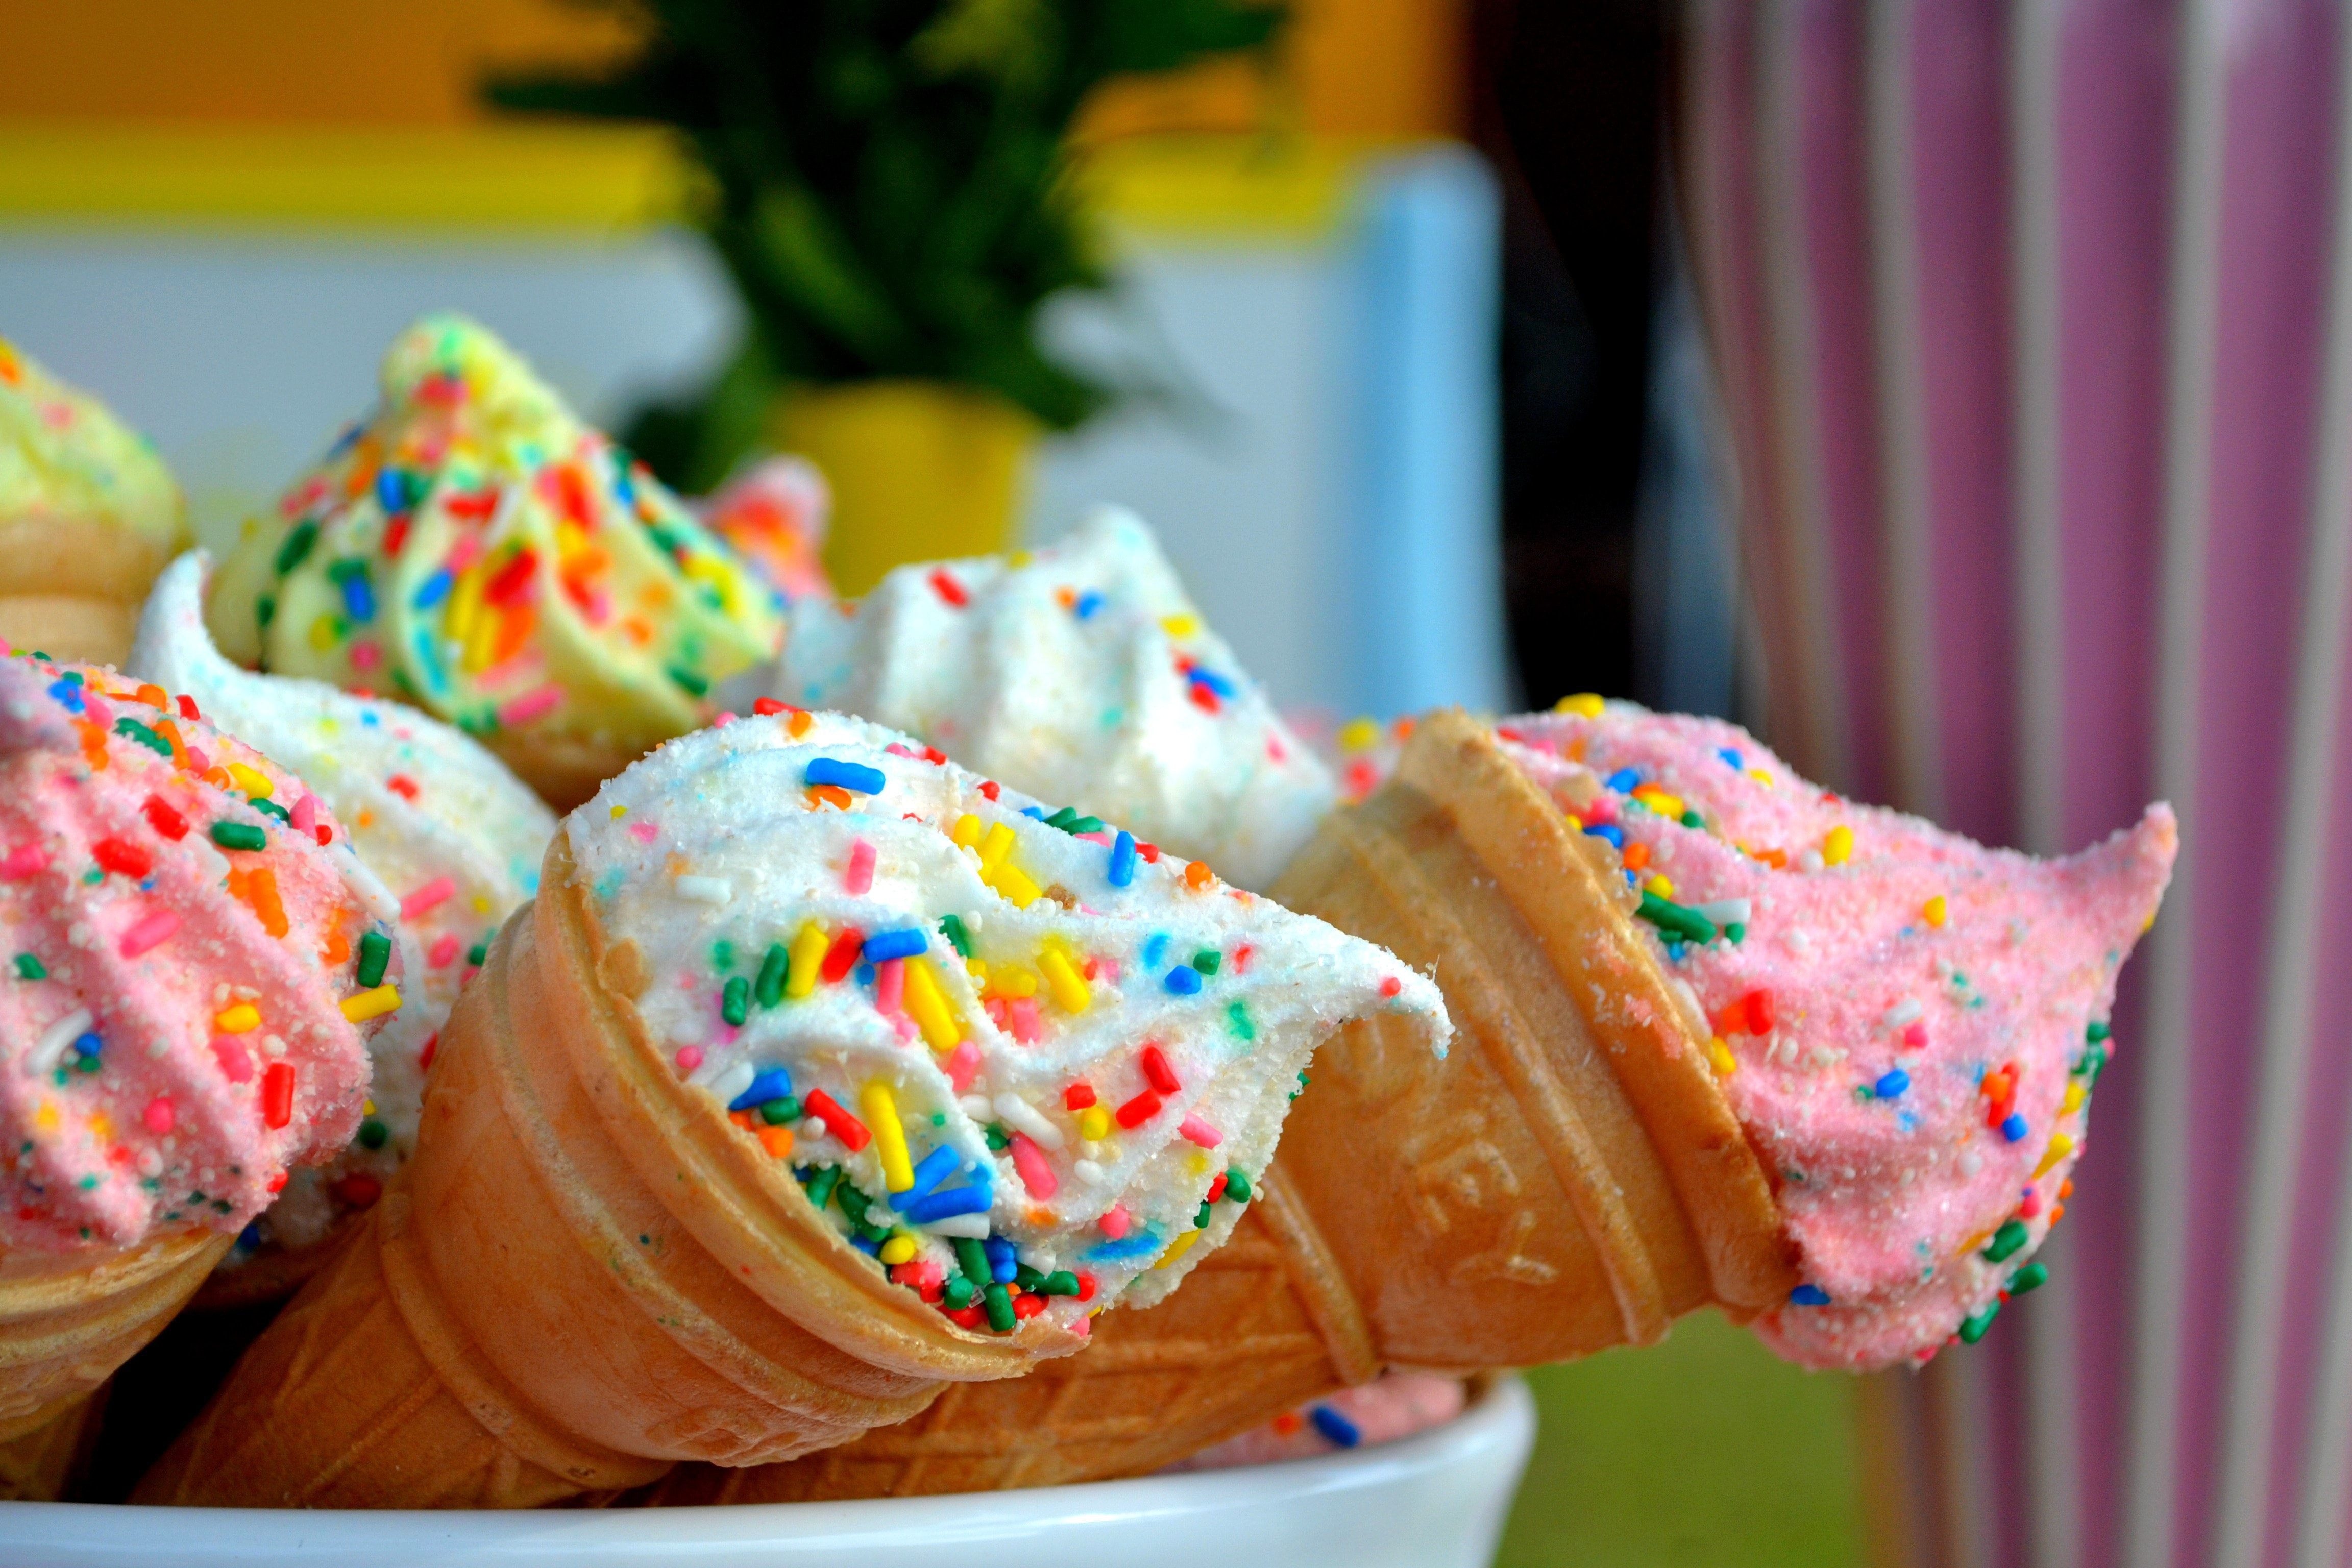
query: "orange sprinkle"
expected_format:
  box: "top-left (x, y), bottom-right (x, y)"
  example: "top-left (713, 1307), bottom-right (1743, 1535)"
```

top-left (234, 866), bottom-right (289, 938)
top-left (490, 601), bottom-right (536, 665)
top-left (1622, 840), bottom-right (1651, 871)
top-left (205, 766), bottom-right (235, 791)
top-left (2048, 1203), bottom-right (2066, 1227)
top-left (1755, 847), bottom-right (1788, 869)
top-left (133, 683), bottom-right (168, 710)
top-left (787, 709), bottom-right (814, 739)
top-left (153, 718), bottom-right (190, 770)
top-left (729, 1109), bottom-right (758, 1131)
top-left (1184, 860), bottom-right (1212, 890)
top-left (320, 913), bottom-right (349, 965)
top-left (622, 615), bottom-right (655, 646)
top-left (756, 1124), bottom-right (795, 1159)
top-left (75, 720), bottom-right (108, 770)
top-left (2059, 1179), bottom-right (2074, 1200)
top-left (806, 783), bottom-right (852, 811)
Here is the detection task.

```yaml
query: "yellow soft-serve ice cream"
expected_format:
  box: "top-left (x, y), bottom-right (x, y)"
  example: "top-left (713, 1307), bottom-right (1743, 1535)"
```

top-left (207, 314), bottom-right (784, 811)
top-left (0, 337), bottom-right (190, 665)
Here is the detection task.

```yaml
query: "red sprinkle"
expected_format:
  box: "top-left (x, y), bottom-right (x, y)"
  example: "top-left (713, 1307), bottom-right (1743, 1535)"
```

top-left (329, 1172), bottom-right (383, 1208)
top-left (1063, 1083), bottom-right (1097, 1111)
top-left (386, 774), bottom-right (420, 802)
top-left (1140, 1043), bottom-right (1181, 1095)
top-left (979, 780), bottom-right (1001, 802)
top-left (261, 1062), bottom-right (296, 1129)
top-left (1076, 1271), bottom-right (1097, 1302)
top-left (1115, 1089), bottom-right (1163, 1129)
top-left (1136, 842), bottom-right (1161, 864)
top-left (141, 795), bottom-right (189, 841)
top-left (929, 568), bottom-right (969, 607)
top-left (484, 548), bottom-right (540, 605)
top-left (820, 928), bottom-right (865, 984)
top-left (946, 1303), bottom-right (986, 1330)
top-left (1011, 1292), bottom-right (1046, 1321)
top-left (1742, 988), bottom-right (1777, 1037)
top-left (92, 837), bottom-right (152, 879)
top-left (382, 513), bottom-right (411, 557)
top-left (1206, 1171), bottom-right (1229, 1203)
top-left (804, 1088), bottom-right (871, 1152)
top-left (176, 694), bottom-right (201, 722)
top-left (1188, 684), bottom-right (1221, 715)
top-left (142, 1097), bottom-right (174, 1134)
top-left (418, 1032), bottom-right (439, 1072)
top-left (1379, 975), bottom-right (1401, 997)
top-left (753, 697), bottom-right (787, 716)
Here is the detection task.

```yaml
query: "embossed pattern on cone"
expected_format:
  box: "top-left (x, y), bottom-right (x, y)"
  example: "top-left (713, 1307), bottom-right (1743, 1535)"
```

top-left (664, 710), bottom-right (1796, 1502)
top-left (134, 836), bottom-right (1071, 1510)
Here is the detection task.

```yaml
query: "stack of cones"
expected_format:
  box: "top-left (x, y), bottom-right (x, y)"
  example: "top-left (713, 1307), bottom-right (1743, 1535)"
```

top-left (0, 517), bottom-right (178, 669)
top-left (657, 709), bottom-right (1797, 1501)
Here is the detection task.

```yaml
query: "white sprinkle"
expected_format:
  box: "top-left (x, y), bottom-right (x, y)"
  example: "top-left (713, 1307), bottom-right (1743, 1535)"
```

top-left (958, 1095), bottom-right (995, 1121)
top-left (1667, 977), bottom-right (1710, 1040)
top-left (995, 1093), bottom-right (1065, 1150)
top-left (710, 1060), bottom-right (755, 1107)
top-left (29, 1008), bottom-right (92, 1075)
top-left (1800, 849), bottom-right (1826, 873)
top-left (1692, 898), bottom-right (1752, 928)
top-left (1786, 929), bottom-right (1813, 956)
top-left (1883, 998), bottom-right (1924, 1030)
top-left (674, 875), bottom-right (733, 906)
top-left (1073, 1158), bottom-right (1106, 1186)
top-left (924, 1212), bottom-right (994, 1238)
top-left (1959, 1149), bottom-right (1983, 1178)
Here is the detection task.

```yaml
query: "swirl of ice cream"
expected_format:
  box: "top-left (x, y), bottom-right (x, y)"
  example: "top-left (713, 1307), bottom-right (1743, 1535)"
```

top-left (1493, 700), bottom-right (2175, 1370)
top-left (698, 456), bottom-right (832, 607)
top-left (773, 508), bottom-right (1335, 890)
top-left (0, 651), bottom-right (406, 1253)
top-left (568, 707), bottom-right (1448, 1330)
top-left (0, 337), bottom-right (184, 553)
top-left (205, 314), bottom-right (782, 797)
top-left (129, 550), bottom-right (555, 1253)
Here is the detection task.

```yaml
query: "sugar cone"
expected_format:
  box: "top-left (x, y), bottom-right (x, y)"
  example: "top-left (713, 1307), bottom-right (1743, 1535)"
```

top-left (657, 708), bottom-right (1798, 1501)
top-left (478, 730), bottom-right (641, 817)
top-left (134, 834), bottom-right (1075, 1509)
top-left (0, 516), bottom-right (174, 667)
top-left (0, 1226), bottom-right (230, 1501)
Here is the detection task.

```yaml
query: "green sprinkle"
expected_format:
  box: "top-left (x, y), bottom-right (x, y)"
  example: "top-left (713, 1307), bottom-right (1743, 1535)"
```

top-left (755, 942), bottom-right (790, 1007)
top-left (357, 930), bottom-right (391, 988)
top-left (210, 822), bottom-right (267, 852)
top-left (1223, 1167), bottom-right (1252, 1202)
top-left (1227, 1001), bottom-right (1255, 1041)
top-left (274, 520), bottom-right (320, 576)
top-left (943, 1275), bottom-right (976, 1308)
top-left (1982, 1218), bottom-right (2030, 1263)
top-left (983, 1123), bottom-right (1010, 1152)
top-left (1045, 806), bottom-right (1080, 831)
top-left (1014, 1263), bottom-right (1046, 1292)
top-left (952, 1235), bottom-right (991, 1288)
top-left (113, 717), bottom-right (172, 758)
top-left (2008, 1261), bottom-right (2050, 1295)
top-left (253, 799), bottom-right (290, 823)
top-left (1636, 889), bottom-right (1718, 945)
top-left (1040, 1270), bottom-right (1080, 1297)
top-left (1195, 1202), bottom-right (1212, 1229)
top-left (760, 1095), bottom-right (800, 1126)
top-left (1726, 922), bottom-right (1747, 944)
top-left (357, 1119), bottom-right (389, 1151)
top-left (13, 953), bottom-right (44, 981)
top-left (467, 943), bottom-right (488, 967)
top-left (939, 914), bottom-right (971, 958)
top-left (982, 1281), bottom-right (1015, 1332)
top-left (74, 1054), bottom-right (100, 1074)
top-left (256, 595), bottom-right (276, 629)
top-left (1680, 809), bottom-right (1705, 829)
top-left (712, 939), bottom-right (736, 971)
top-left (803, 1164), bottom-right (842, 1211)
top-left (666, 664), bottom-right (708, 697)
top-left (835, 1180), bottom-right (891, 1242)
top-left (1958, 1303), bottom-right (2000, 1344)
top-left (1192, 950), bottom-right (1221, 976)
top-left (2087, 1020), bottom-right (2112, 1043)
top-left (81, 868), bottom-right (102, 886)
top-left (722, 976), bottom-right (749, 1027)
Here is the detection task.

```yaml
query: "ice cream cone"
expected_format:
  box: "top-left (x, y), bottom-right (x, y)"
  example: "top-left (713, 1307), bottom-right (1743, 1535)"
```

top-left (655, 708), bottom-right (1798, 1500)
top-left (0, 516), bottom-right (175, 668)
top-left (134, 835), bottom-right (1074, 1509)
top-left (0, 1228), bottom-right (230, 1499)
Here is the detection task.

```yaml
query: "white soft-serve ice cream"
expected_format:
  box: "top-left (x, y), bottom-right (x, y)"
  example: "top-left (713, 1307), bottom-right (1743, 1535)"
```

top-left (773, 508), bottom-right (1335, 890)
top-left (568, 707), bottom-right (1450, 1331)
top-left (128, 551), bottom-right (556, 1260)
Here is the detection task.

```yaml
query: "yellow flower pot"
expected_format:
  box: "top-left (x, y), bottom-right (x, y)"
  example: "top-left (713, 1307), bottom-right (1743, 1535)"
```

top-left (772, 380), bottom-right (1038, 597)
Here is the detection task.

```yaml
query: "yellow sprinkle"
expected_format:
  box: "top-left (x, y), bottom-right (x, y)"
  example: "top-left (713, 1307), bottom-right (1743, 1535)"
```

top-left (1564, 814), bottom-right (1583, 830)
top-left (610, 804), bottom-right (628, 819)
top-left (1823, 824), bottom-right (1854, 866)
top-left (965, 958), bottom-right (989, 983)
top-left (992, 865), bottom-right (1041, 909)
top-left (1707, 1037), bottom-right (1737, 1076)
top-left (786, 922), bottom-right (829, 999)
top-left (1750, 768), bottom-right (1774, 787)
top-left (988, 965), bottom-right (1038, 1000)
top-left (1337, 717), bottom-right (1381, 753)
top-left (1188, 1149), bottom-right (1212, 1175)
top-left (1556, 692), bottom-right (1605, 718)
top-left (2033, 1133), bottom-right (2076, 1181)
top-left (1160, 613), bottom-right (1199, 638)
top-left (33, 1100), bottom-right (58, 1133)
top-left (862, 1082), bottom-right (914, 1193)
top-left (1645, 875), bottom-right (1675, 899)
top-left (87, 1111), bottom-right (112, 1142)
top-left (1077, 1106), bottom-right (1110, 1141)
top-left (1038, 949), bottom-right (1091, 1014)
top-left (1008, 550), bottom-right (1033, 567)
top-left (1924, 895), bottom-right (1948, 928)
top-left (1154, 1229), bottom-right (1204, 1270)
top-left (2061, 1082), bottom-right (2086, 1115)
top-left (445, 564), bottom-right (485, 651)
top-left (952, 813), bottom-right (983, 849)
top-left (340, 984), bottom-right (401, 1023)
top-left (1958, 1227), bottom-right (1993, 1255)
top-left (977, 822), bottom-right (1015, 876)
top-left (307, 614), bottom-right (339, 653)
top-left (227, 763), bottom-right (274, 800)
top-left (878, 1234), bottom-right (917, 1266)
top-left (1634, 786), bottom-right (1685, 818)
top-left (902, 959), bottom-right (962, 1051)
top-left (214, 1004), bottom-right (261, 1034)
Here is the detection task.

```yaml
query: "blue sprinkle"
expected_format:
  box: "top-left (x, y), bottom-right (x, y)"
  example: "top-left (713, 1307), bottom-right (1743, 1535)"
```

top-left (413, 569), bottom-right (453, 609)
top-left (71, 1032), bottom-right (101, 1060)
top-left (1108, 829), bottom-right (1137, 888)
top-left (375, 468), bottom-right (408, 515)
top-left (1083, 1228), bottom-right (1165, 1262)
top-left (1664, 941), bottom-right (1686, 963)
top-left (1141, 933), bottom-right (1170, 969)
top-left (850, 1234), bottom-right (881, 1256)
top-left (1164, 966), bottom-right (1204, 996)
top-left (1021, 805), bottom-right (1046, 820)
top-left (1583, 822), bottom-right (1626, 849)
top-left (728, 1067), bottom-right (793, 1113)
top-left (899, 1184), bottom-right (993, 1224)
top-left (805, 757), bottom-right (886, 794)
top-left (853, 962), bottom-right (875, 988)
top-left (899, 1145), bottom-right (960, 1200)
top-left (1605, 768), bottom-right (1641, 793)
top-left (1875, 1069), bottom-right (1910, 1099)
top-left (2001, 1113), bottom-right (2029, 1143)
top-left (1718, 747), bottom-right (1744, 769)
top-left (236, 1222), bottom-right (263, 1251)
top-left (1187, 666), bottom-right (1237, 698)
top-left (1309, 1405), bottom-right (1362, 1449)
top-left (1791, 1284), bottom-right (1832, 1306)
top-left (340, 572), bottom-right (376, 622)
top-left (983, 1234), bottom-right (1018, 1282)
top-left (1073, 591), bottom-right (1104, 620)
top-left (863, 928), bottom-right (928, 963)
top-left (46, 680), bottom-right (84, 714)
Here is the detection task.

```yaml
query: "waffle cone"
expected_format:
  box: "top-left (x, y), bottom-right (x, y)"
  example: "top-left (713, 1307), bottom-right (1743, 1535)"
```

top-left (480, 730), bottom-right (641, 816)
top-left (0, 516), bottom-right (175, 667)
top-left (670, 708), bottom-right (1798, 1501)
top-left (134, 835), bottom-right (1074, 1509)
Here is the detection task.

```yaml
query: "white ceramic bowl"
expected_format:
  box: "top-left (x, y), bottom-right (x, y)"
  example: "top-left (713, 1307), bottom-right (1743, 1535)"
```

top-left (0, 1377), bottom-right (1534, 1568)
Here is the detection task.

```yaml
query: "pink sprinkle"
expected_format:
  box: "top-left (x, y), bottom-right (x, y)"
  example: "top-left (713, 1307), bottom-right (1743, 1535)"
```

top-left (1179, 1113), bottom-right (1223, 1149)
top-left (1099, 1205), bottom-right (1131, 1240)
top-left (1583, 796), bottom-right (1619, 825)
top-left (142, 1097), bottom-right (175, 1135)
top-left (886, 742), bottom-right (921, 759)
top-left (401, 876), bottom-right (457, 920)
top-left (629, 821), bottom-right (659, 844)
top-left (1095, 958), bottom-right (1121, 983)
top-left (497, 684), bottom-right (564, 728)
top-left (845, 838), bottom-right (876, 895)
top-left (81, 693), bottom-right (114, 728)
top-left (890, 1013), bottom-right (919, 1043)
top-left (944, 1039), bottom-right (981, 1093)
top-left (1011, 1132), bottom-right (1059, 1199)
top-left (1073, 830), bottom-right (1113, 846)
top-left (2019, 1187), bottom-right (2043, 1219)
top-left (349, 640), bottom-right (383, 672)
top-left (291, 794), bottom-right (319, 834)
top-left (1901, 1020), bottom-right (1929, 1050)
top-left (713, 711), bottom-right (738, 727)
top-left (185, 746), bottom-right (210, 775)
top-left (1071, 1314), bottom-right (1091, 1339)
top-left (446, 535), bottom-right (484, 574)
top-left (874, 957), bottom-right (905, 1013)
top-left (1267, 732), bottom-right (1287, 762)
top-left (210, 1036), bottom-right (253, 1084)
top-left (118, 909), bottom-right (180, 958)
top-left (0, 844), bottom-right (48, 879)
top-left (1007, 996), bottom-right (1040, 1044)
top-left (428, 933), bottom-right (462, 968)
top-left (1233, 945), bottom-right (1254, 974)
top-left (675, 1045), bottom-right (704, 1073)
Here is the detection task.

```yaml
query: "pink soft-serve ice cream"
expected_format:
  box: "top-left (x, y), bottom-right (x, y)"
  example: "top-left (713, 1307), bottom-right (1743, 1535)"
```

top-left (1494, 698), bottom-right (2174, 1371)
top-left (0, 652), bottom-right (405, 1254)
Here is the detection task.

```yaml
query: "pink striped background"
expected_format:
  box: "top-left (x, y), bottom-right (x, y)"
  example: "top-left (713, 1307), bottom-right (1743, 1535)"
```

top-left (1681, 2), bottom-right (2352, 1566)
